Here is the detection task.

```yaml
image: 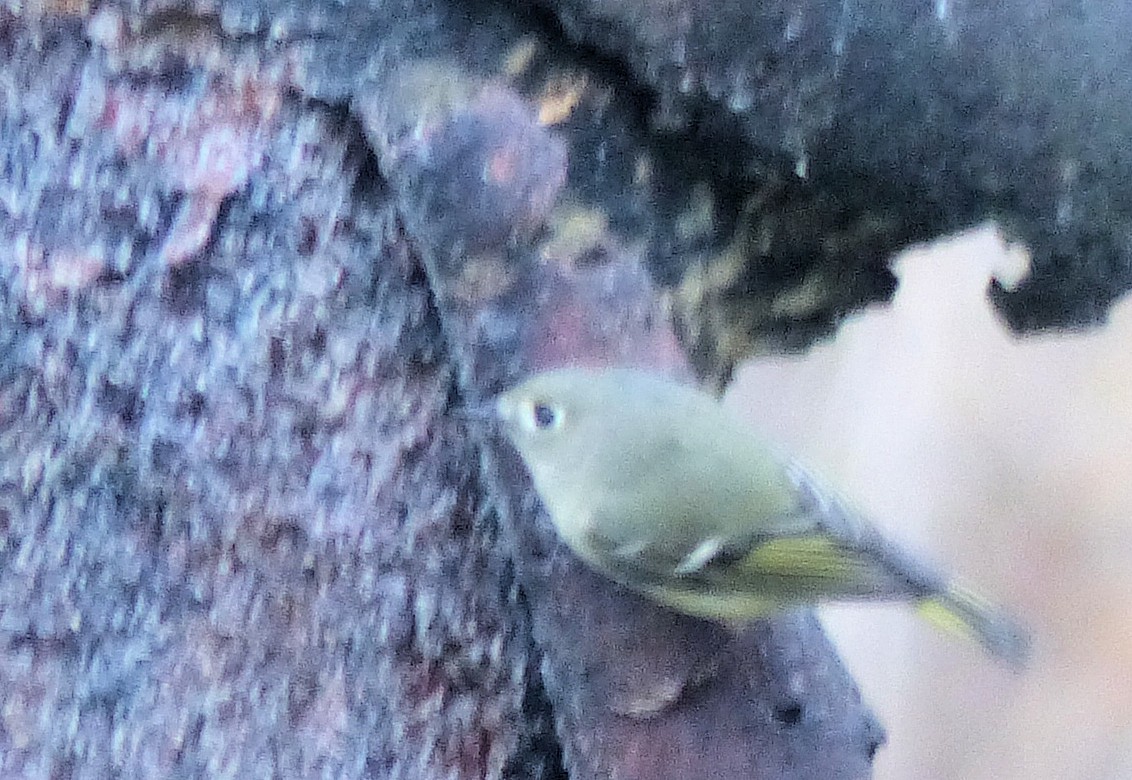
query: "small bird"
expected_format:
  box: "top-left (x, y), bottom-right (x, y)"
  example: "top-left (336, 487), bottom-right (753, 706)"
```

top-left (492, 366), bottom-right (1031, 666)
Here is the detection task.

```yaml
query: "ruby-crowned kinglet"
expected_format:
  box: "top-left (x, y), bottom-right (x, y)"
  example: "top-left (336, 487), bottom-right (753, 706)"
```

top-left (492, 367), bottom-right (1030, 666)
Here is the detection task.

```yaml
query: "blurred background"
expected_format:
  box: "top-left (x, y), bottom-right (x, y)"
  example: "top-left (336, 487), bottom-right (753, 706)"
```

top-left (725, 226), bottom-right (1132, 780)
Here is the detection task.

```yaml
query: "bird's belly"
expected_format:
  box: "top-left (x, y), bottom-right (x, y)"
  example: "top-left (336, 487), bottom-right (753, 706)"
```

top-left (641, 583), bottom-right (783, 622)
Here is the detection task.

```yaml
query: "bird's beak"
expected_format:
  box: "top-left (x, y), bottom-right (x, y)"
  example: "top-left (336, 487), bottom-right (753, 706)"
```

top-left (452, 397), bottom-right (500, 428)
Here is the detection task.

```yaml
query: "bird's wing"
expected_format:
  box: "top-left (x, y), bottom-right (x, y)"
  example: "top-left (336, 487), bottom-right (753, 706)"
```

top-left (587, 460), bottom-right (946, 603)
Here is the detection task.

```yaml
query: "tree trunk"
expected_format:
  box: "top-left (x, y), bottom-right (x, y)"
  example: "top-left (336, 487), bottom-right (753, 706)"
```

top-left (1, 0), bottom-right (1125, 777)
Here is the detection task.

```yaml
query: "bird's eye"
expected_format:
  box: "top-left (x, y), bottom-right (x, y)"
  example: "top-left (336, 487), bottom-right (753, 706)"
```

top-left (531, 402), bottom-right (559, 430)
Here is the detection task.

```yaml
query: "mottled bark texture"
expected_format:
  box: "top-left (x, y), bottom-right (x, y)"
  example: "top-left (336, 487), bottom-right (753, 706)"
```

top-left (0, 11), bottom-right (549, 780)
top-left (1, 0), bottom-right (1126, 778)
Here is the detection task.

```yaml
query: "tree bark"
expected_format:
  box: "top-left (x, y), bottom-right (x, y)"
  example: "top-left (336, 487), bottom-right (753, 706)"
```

top-left (1, 0), bottom-right (1125, 777)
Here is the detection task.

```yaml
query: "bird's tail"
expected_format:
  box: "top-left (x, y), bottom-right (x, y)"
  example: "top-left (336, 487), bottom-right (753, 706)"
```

top-left (916, 583), bottom-right (1031, 668)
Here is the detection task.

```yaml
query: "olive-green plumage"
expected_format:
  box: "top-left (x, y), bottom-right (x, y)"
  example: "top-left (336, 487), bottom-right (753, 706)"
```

top-left (494, 367), bottom-right (1030, 666)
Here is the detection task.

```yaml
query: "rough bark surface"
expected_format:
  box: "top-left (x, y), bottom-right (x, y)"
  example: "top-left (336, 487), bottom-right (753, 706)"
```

top-left (1, 0), bottom-right (1127, 778)
top-left (547, 0), bottom-right (1132, 338)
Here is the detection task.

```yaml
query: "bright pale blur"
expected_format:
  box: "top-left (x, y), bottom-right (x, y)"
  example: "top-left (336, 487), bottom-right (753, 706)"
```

top-left (726, 225), bottom-right (1132, 780)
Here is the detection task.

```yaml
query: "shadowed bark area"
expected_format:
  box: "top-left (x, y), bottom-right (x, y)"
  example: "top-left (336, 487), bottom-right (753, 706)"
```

top-left (1, 0), bottom-right (1127, 777)
top-left (543, 0), bottom-right (1132, 340)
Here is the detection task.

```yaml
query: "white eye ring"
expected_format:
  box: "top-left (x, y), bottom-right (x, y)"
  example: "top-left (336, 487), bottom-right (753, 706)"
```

top-left (525, 401), bottom-right (562, 432)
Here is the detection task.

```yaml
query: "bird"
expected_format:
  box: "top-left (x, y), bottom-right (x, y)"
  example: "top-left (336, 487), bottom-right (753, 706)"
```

top-left (489, 366), bottom-right (1031, 667)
